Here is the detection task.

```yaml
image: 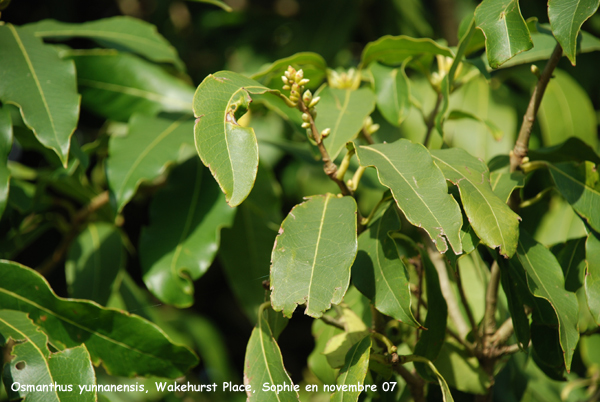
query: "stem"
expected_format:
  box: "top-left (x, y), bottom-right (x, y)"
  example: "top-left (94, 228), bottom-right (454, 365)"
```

top-left (371, 332), bottom-right (396, 354)
top-left (491, 317), bottom-right (514, 347)
top-left (361, 194), bottom-right (393, 226)
top-left (483, 261), bottom-right (501, 341)
top-left (320, 314), bottom-right (346, 331)
top-left (519, 187), bottom-right (553, 209)
top-left (456, 264), bottom-right (482, 346)
top-left (509, 43), bottom-right (563, 173)
top-left (361, 127), bottom-right (376, 145)
top-left (336, 148), bottom-right (355, 181)
top-left (424, 93), bottom-right (443, 147)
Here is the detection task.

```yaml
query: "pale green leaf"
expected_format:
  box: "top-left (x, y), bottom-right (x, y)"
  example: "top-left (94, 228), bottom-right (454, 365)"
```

top-left (352, 140), bottom-right (463, 254)
top-left (309, 318), bottom-right (342, 384)
top-left (447, 110), bottom-right (503, 141)
top-left (432, 148), bottom-right (520, 257)
top-left (360, 35), bottom-right (453, 67)
top-left (140, 158), bottom-right (235, 307)
top-left (318, 87), bottom-right (376, 160)
top-left (0, 107), bottom-right (12, 219)
top-left (549, 0), bottom-right (600, 64)
top-left (22, 16), bottom-right (185, 69)
top-left (193, 71), bottom-right (276, 207)
top-left (475, 0), bottom-right (533, 68)
top-left (0, 24), bottom-right (80, 166)
top-left (106, 114), bottom-right (195, 213)
top-left (66, 222), bottom-right (124, 306)
top-left (435, 341), bottom-right (490, 395)
top-left (533, 195), bottom-right (587, 247)
top-left (515, 229), bottom-right (580, 370)
top-left (585, 230), bottom-right (600, 325)
top-left (270, 194), bottom-right (357, 318)
top-left (323, 306), bottom-right (369, 369)
top-left (370, 62), bottom-right (410, 127)
top-left (0, 260), bottom-right (198, 378)
top-left (330, 336), bottom-right (371, 402)
top-left (252, 52), bottom-right (328, 90)
top-left (490, 171), bottom-right (524, 203)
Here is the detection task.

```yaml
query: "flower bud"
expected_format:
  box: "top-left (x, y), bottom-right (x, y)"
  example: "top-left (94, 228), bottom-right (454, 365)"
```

top-left (302, 90), bottom-right (313, 104)
top-left (302, 113), bottom-right (311, 122)
top-left (301, 122), bottom-right (311, 129)
top-left (282, 85), bottom-right (290, 91)
top-left (298, 78), bottom-right (310, 86)
top-left (295, 69), bottom-right (304, 81)
top-left (321, 128), bottom-right (331, 138)
top-left (281, 76), bottom-right (288, 84)
top-left (308, 96), bottom-right (320, 108)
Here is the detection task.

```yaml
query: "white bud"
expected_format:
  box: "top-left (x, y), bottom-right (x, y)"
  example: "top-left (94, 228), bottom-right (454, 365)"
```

top-left (308, 96), bottom-right (320, 108)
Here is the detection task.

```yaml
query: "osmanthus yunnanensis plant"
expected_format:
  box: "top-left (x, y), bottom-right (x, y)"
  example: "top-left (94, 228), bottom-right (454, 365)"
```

top-left (1, 0), bottom-right (600, 401)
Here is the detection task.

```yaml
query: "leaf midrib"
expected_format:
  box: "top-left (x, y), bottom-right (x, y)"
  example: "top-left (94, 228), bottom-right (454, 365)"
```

top-left (549, 163), bottom-right (600, 197)
top-left (258, 316), bottom-right (284, 402)
top-left (306, 195), bottom-right (331, 313)
top-left (34, 29), bottom-right (169, 53)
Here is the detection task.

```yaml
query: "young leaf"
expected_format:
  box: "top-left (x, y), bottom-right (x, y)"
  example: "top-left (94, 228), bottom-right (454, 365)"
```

top-left (140, 158), bottom-right (235, 308)
top-left (475, 0), bottom-right (533, 68)
top-left (370, 62), bottom-right (411, 127)
top-left (0, 24), bottom-right (80, 166)
top-left (360, 35), bottom-right (453, 67)
top-left (330, 336), bottom-right (371, 402)
top-left (431, 148), bottom-right (521, 257)
top-left (71, 52), bottom-right (194, 121)
top-left (0, 260), bottom-right (199, 378)
top-left (22, 16), bottom-right (185, 69)
top-left (352, 140), bottom-right (463, 254)
top-left (352, 204), bottom-right (420, 327)
top-left (270, 194), bottom-right (357, 318)
top-left (106, 114), bottom-right (195, 213)
top-left (0, 107), bottom-right (12, 219)
top-left (515, 229), bottom-right (580, 370)
top-left (585, 230), bottom-right (600, 325)
top-left (490, 171), bottom-right (524, 203)
top-left (252, 52), bottom-right (328, 90)
top-left (193, 71), bottom-right (277, 207)
top-left (0, 310), bottom-right (96, 402)
top-left (66, 222), bottom-right (124, 306)
top-left (317, 87), bottom-right (376, 160)
top-left (548, 0), bottom-right (600, 65)
top-left (244, 306), bottom-right (300, 402)
top-left (548, 161), bottom-right (600, 233)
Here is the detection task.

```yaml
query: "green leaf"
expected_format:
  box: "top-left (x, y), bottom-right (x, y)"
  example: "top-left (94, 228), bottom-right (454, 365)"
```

top-left (528, 137), bottom-right (600, 165)
top-left (490, 171), bottom-right (524, 203)
top-left (0, 24), bottom-right (80, 166)
top-left (352, 140), bottom-right (463, 254)
top-left (252, 52), bottom-right (328, 90)
top-left (447, 110), bottom-right (503, 141)
top-left (0, 107), bottom-right (12, 220)
top-left (0, 310), bottom-right (96, 402)
top-left (475, 0), bottom-right (533, 68)
top-left (533, 195), bottom-right (587, 247)
top-left (538, 70), bottom-right (598, 149)
top-left (22, 16), bottom-right (185, 69)
top-left (317, 87), bottom-right (376, 160)
top-left (370, 62), bottom-right (410, 127)
top-left (548, 0), bottom-right (600, 64)
top-left (71, 52), bottom-right (194, 122)
top-left (66, 222), bottom-right (124, 306)
top-left (547, 161), bottom-right (600, 233)
top-left (499, 259), bottom-right (530, 350)
top-left (515, 229), bottom-right (580, 370)
top-left (553, 237), bottom-right (587, 292)
top-left (244, 306), bottom-right (300, 402)
top-left (140, 158), bottom-right (235, 308)
top-left (270, 194), bottom-right (357, 318)
top-left (193, 71), bottom-right (277, 207)
top-left (0, 260), bottom-right (198, 378)
top-left (431, 148), bottom-right (521, 257)
top-left (220, 164), bottom-right (282, 322)
top-left (434, 341), bottom-right (490, 395)
top-left (323, 306), bottom-right (369, 369)
top-left (185, 0), bottom-right (232, 12)
top-left (360, 35), bottom-right (453, 67)
top-left (585, 230), bottom-right (600, 325)
top-left (309, 317), bottom-right (342, 384)
top-left (352, 204), bottom-right (419, 327)
top-left (106, 114), bottom-right (195, 213)
top-left (330, 336), bottom-right (371, 402)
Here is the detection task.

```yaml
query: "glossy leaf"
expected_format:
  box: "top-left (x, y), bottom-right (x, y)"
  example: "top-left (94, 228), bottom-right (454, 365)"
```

top-left (0, 107), bottom-right (12, 219)
top-left (244, 307), bottom-right (299, 402)
top-left (106, 114), bottom-right (195, 213)
top-left (528, 137), bottom-right (600, 165)
top-left (490, 171), bottom-right (524, 203)
top-left (318, 87), bottom-right (376, 159)
top-left (330, 336), bottom-right (371, 402)
top-left (140, 158), bottom-right (235, 308)
top-left (548, 0), bottom-right (600, 64)
top-left (515, 229), bottom-right (580, 370)
top-left (352, 204), bottom-right (419, 327)
top-left (71, 52), bottom-right (194, 121)
top-left (0, 260), bottom-right (198, 378)
top-left (220, 165), bottom-right (282, 322)
top-left (270, 194), bottom-right (357, 318)
top-left (432, 148), bottom-right (520, 257)
top-left (585, 230), bottom-right (600, 325)
top-left (0, 310), bottom-right (96, 402)
top-left (0, 24), bottom-right (79, 166)
top-left (193, 71), bottom-right (276, 207)
top-left (475, 0), bottom-right (533, 68)
top-left (252, 52), bottom-right (327, 90)
top-left (23, 16), bottom-right (185, 69)
top-left (360, 35), bottom-right (453, 67)
top-left (353, 140), bottom-right (463, 254)
top-left (370, 62), bottom-right (410, 127)
top-left (548, 161), bottom-right (600, 232)
top-left (66, 222), bottom-right (124, 306)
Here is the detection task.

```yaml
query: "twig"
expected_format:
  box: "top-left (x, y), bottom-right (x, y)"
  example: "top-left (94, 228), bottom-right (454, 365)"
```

top-left (320, 314), bottom-right (345, 331)
top-left (483, 261), bottom-right (501, 341)
top-left (456, 264), bottom-right (481, 346)
top-left (489, 343), bottom-right (526, 359)
top-left (424, 93), bottom-right (443, 147)
top-left (491, 317), bottom-right (514, 346)
top-left (446, 327), bottom-right (476, 355)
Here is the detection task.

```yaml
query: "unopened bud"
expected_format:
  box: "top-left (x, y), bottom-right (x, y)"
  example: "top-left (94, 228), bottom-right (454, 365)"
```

top-left (281, 76), bottom-right (288, 84)
top-left (303, 90), bottom-right (313, 104)
top-left (310, 109), bottom-right (317, 118)
top-left (321, 128), bottom-right (331, 138)
top-left (301, 122), bottom-right (311, 129)
top-left (298, 78), bottom-right (310, 86)
top-left (302, 113), bottom-right (311, 122)
top-left (295, 69), bottom-right (304, 81)
top-left (309, 96), bottom-right (320, 108)
top-left (531, 64), bottom-right (540, 78)
top-left (282, 85), bottom-right (290, 91)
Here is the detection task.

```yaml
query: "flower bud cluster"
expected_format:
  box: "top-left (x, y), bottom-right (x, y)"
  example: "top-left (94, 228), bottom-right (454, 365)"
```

top-left (328, 68), bottom-right (360, 90)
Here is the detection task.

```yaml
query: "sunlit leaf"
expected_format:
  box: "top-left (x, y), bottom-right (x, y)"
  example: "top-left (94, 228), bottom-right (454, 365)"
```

top-left (330, 335), bottom-right (371, 402)
top-left (361, 35), bottom-right (453, 67)
top-left (370, 62), bottom-right (410, 127)
top-left (490, 171), bottom-right (524, 203)
top-left (585, 230), bottom-right (600, 325)
top-left (323, 306), bottom-right (369, 369)
top-left (252, 52), bottom-right (327, 91)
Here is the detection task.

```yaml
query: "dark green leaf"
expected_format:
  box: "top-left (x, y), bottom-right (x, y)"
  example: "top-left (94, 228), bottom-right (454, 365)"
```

top-left (548, 0), bottom-right (600, 64)
top-left (528, 137), bottom-right (600, 165)
top-left (0, 24), bottom-right (80, 166)
top-left (185, 0), bottom-right (232, 11)
top-left (0, 107), bottom-right (12, 219)
top-left (370, 62), bottom-right (410, 127)
top-left (0, 260), bottom-right (198, 378)
top-left (66, 222), bottom-right (124, 306)
top-left (271, 194), bottom-right (357, 318)
top-left (360, 35), bottom-right (453, 67)
top-left (330, 335), bottom-right (371, 402)
top-left (490, 171), bottom-right (524, 203)
top-left (140, 158), bottom-right (235, 307)
top-left (252, 52), bottom-right (327, 90)
top-left (553, 237), bottom-right (586, 292)
top-left (106, 114), bottom-right (195, 213)
top-left (475, 0), bottom-right (533, 68)
top-left (499, 259), bottom-right (530, 350)
top-left (531, 323), bottom-right (566, 380)
top-left (585, 230), bottom-right (600, 325)
top-left (352, 140), bottom-right (463, 254)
